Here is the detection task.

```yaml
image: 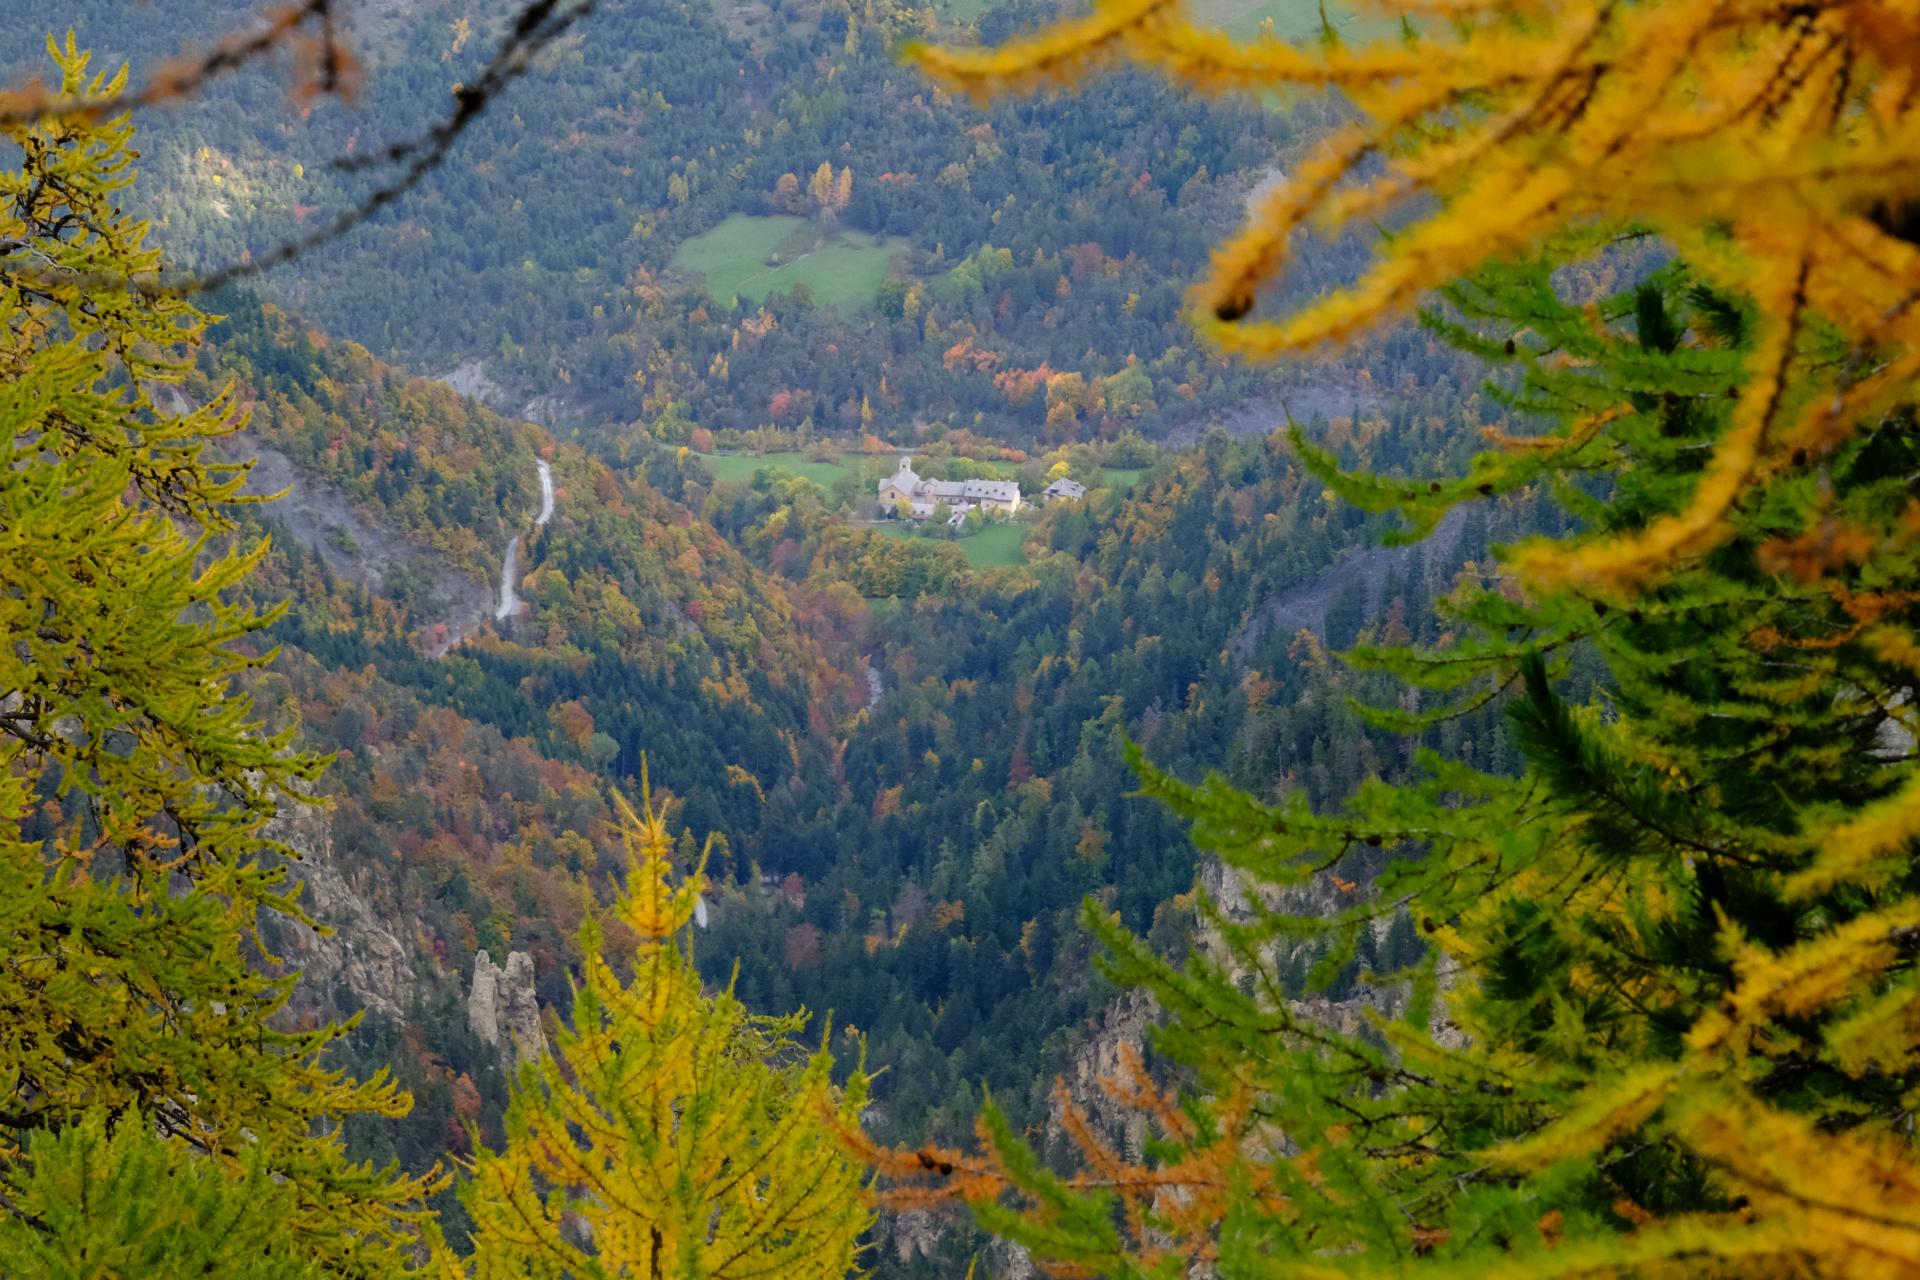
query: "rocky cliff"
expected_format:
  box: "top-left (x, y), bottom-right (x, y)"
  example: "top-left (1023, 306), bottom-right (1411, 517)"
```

top-left (267, 800), bottom-right (418, 1023)
top-left (468, 949), bottom-right (547, 1070)
top-left (1042, 854), bottom-right (1464, 1159)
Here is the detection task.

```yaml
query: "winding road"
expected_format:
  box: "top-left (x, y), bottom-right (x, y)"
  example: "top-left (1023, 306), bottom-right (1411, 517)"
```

top-left (495, 459), bottom-right (554, 621)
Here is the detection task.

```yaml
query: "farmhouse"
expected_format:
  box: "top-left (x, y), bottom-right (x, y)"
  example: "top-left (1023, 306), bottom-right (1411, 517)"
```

top-left (878, 457), bottom-right (1024, 522)
top-left (1042, 477), bottom-right (1087, 502)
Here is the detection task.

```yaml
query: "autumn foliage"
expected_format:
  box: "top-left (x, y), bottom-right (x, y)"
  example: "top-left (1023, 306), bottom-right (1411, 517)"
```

top-left (912, 0), bottom-right (1920, 591)
top-left (447, 773), bottom-right (871, 1279)
top-left (875, 2), bottom-right (1920, 1277)
top-left (0, 39), bottom-right (438, 1273)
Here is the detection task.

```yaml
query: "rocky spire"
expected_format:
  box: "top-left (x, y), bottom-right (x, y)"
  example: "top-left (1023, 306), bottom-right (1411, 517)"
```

top-left (468, 949), bottom-right (546, 1069)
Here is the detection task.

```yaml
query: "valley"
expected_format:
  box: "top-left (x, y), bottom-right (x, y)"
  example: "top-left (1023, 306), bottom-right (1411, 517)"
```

top-left (2, 0), bottom-right (1909, 1273)
top-left (195, 287), bottom-right (1515, 1272)
top-left (0, 0), bottom-right (1522, 1273)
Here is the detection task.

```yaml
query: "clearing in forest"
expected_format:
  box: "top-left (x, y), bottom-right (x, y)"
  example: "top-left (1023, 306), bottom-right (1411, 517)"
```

top-left (698, 451), bottom-right (856, 489)
top-left (1186, 0), bottom-right (1388, 43)
top-left (879, 520), bottom-right (1028, 568)
top-left (672, 215), bottom-right (905, 309)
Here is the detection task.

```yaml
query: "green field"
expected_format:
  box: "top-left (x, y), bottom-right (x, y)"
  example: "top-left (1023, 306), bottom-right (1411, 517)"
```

top-left (878, 520), bottom-right (1028, 568)
top-left (1187, 0), bottom-right (1392, 44)
top-left (933, 0), bottom-right (994, 21)
top-left (697, 451), bottom-right (856, 490)
top-left (673, 215), bottom-right (905, 309)
top-left (698, 453), bottom-right (1138, 506)
top-left (957, 522), bottom-right (1028, 567)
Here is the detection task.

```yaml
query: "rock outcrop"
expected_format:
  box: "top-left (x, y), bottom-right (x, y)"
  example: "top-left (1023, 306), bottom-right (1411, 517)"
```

top-left (268, 800), bottom-right (416, 1022)
top-left (878, 1209), bottom-right (942, 1266)
top-left (1230, 505), bottom-right (1468, 666)
top-left (1046, 989), bottom-right (1156, 1160)
top-left (874, 1208), bottom-right (1032, 1277)
top-left (1043, 855), bottom-right (1466, 1158)
top-left (1198, 857), bottom-right (1465, 1049)
top-left (469, 949), bottom-right (546, 1069)
top-left (988, 1239), bottom-right (1038, 1280)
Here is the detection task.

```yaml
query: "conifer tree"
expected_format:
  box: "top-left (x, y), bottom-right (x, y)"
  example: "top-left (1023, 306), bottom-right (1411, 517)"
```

top-left (0, 38), bottom-right (437, 1273)
top-left (863, 3), bottom-right (1920, 1272)
top-left (0, 1109), bottom-right (329, 1280)
top-left (449, 775), bottom-right (871, 1280)
top-left (864, 252), bottom-right (1920, 1278)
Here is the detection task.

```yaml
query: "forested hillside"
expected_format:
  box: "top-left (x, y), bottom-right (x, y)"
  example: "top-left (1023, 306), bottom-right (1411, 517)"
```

top-left (10, 0), bottom-right (1914, 1277)
top-left (183, 279), bottom-right (1517, 1265)
top-left (5, 0), bottom-right (1415, 444)
top-left (0, 6), bottom-right (1510, 1246)
top-left (0, 8), bottom-right (1525, 1267)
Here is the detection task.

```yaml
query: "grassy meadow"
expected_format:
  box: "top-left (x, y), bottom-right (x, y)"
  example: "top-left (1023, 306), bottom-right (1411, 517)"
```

top-left (673, 215), bottom-right (905, 309)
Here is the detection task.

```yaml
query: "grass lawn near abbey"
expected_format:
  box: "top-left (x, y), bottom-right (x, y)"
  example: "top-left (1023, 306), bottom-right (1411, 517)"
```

top-left (878, 519), bottom-right (1028, 568)
top-left (696, 451), bottom-right (859, 490)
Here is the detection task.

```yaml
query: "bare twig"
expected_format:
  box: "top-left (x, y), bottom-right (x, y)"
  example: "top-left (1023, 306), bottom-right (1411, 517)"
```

top-left (0, 0), bottom-right (338, 128)
top-left (3, 0), bottom-right (601, 297)
top-left (158, 0), bottom-right (600, 296)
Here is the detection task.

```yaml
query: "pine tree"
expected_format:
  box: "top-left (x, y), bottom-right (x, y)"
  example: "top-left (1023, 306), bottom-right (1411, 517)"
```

top-left (449, 773), bottom-right (871, 1280)
top-left (0, 39), bottom-right (438, 1273)
top-left (865, 255), bottom-right (1920, 1278)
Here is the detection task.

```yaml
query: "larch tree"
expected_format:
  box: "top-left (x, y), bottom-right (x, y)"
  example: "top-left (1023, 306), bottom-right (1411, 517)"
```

top-left (0, 37), bottom-right (438, 1275)
top-left (859, 1), bottom-right (1920, 1276)
top-left (449, 774), bottom-right (871, 1280)
top-left (911, 0), bottom-right (1920, 590)
top-left (810, 162), bottom-right (840, 221)
top-left (0, 1109), bottom-right (332, 1279)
